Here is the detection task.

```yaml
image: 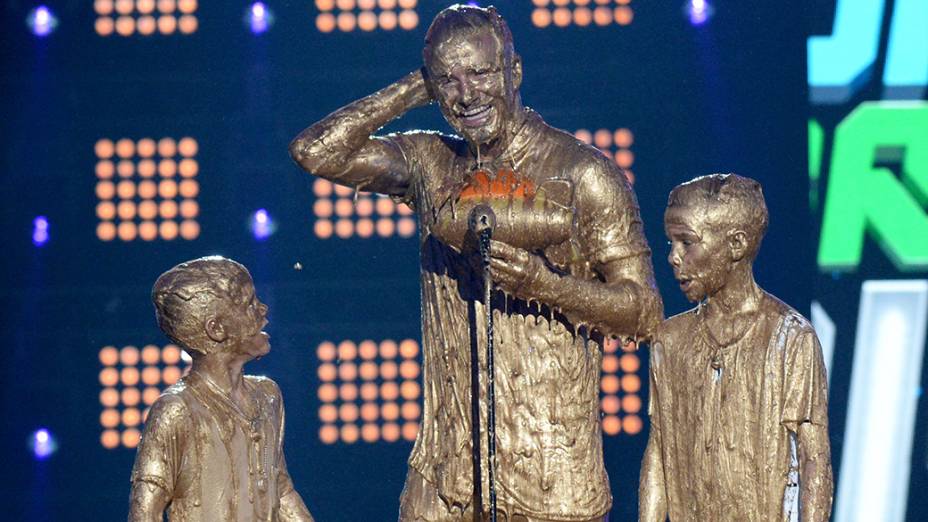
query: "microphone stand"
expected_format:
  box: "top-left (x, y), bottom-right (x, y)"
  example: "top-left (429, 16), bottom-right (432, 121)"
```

top-left (469, 205), bottom-right (498, 522)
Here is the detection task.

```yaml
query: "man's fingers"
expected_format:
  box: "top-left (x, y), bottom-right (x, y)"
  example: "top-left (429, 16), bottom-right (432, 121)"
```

top-left (488, 239), bottom-right (520, 259)
top-left (489, 258), bottom-right (520, 279)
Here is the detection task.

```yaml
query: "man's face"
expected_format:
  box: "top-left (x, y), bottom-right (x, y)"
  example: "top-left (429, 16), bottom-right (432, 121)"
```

top-left (426, 29), bottom-right (519, 146)
top-left (223, 274), bottom-right (270, 360)
top-left (664, 205), bottom-right (734, 303)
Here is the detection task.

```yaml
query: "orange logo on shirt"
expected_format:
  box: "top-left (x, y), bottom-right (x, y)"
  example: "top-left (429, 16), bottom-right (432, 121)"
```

top-left (459, 169), bottom-right (536, 200)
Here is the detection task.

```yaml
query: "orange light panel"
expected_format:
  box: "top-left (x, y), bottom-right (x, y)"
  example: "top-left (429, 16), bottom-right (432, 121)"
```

top-left (312, 179), bottom-right (417, 239)
top-left (574, 127), bottom-right (636, 184)
top-left (317, 338), bottom-right (421, 444)
top-left (316, 0), bottom-right (417, 32)
top-left (600, 337), bottom-right (643, 437)
top-left (95, 137), bottom-right (200, 242)
top-left (98, 343), bottom-right (190, 448)
top-left (533, 0), bottom-right (633, 28)
top-left (96, 0), bottom-right (198, 36)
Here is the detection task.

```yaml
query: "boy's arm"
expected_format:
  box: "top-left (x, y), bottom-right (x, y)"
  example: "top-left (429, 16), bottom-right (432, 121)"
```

top-left (128, 482), bottom-right (171, 522)
top-left (288, 70), bottom-right (431, 196)
top-left (797, 422), bottom-right (833, 522)
top-left (272, 384), bottom-right (315, 522)
top-left (639, 344), bottom-right (667, 521)
top-left (279, 484), bottom-right (314, 522)
top-left (128, 395), bottom-right (186, 521)
top-left (639, 426), bottom-right (667, 521)
top-left (277, 451), bottom-right (314, 522)
top-left (783, 329), bottom-right (833, 521)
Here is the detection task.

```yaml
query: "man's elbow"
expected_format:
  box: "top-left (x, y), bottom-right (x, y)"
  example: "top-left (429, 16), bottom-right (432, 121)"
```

top-left (288, 137), bottom-right (316, 173)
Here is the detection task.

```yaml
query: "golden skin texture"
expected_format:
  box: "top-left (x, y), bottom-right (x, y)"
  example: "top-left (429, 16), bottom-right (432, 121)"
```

top-left (639, 174), bottom-right (833, 521)
top-left (129, 257), bottom-right (314, 522)
top-left (289, 5), bottom-right (661, 520)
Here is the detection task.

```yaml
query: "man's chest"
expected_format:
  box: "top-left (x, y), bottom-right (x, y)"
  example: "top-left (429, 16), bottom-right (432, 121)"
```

top-left (421, 158), bottom-right (579, 257)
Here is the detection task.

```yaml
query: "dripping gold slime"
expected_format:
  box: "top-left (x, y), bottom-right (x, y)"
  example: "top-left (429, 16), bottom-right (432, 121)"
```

top-left (640, 174), bottom-right (833, 521)
top-left (289, 4), bottom-right (662, 521)
top-left (129, 257), bottom-right (314, 522)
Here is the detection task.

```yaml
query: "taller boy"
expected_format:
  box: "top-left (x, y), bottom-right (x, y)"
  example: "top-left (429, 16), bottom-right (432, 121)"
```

top-left (290, 5), bottom-right (661, 521)
top-left (640, 174), bottom-right (832, 521)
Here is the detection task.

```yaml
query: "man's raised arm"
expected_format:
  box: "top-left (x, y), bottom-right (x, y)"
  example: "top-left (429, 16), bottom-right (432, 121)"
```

top-left (288, 69), bottom-right (432, 196)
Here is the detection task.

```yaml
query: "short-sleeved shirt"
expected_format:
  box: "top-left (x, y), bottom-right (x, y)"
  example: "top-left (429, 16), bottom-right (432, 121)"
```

top-left (130, 373), bottom-right (301, 521)
top-left (648, 293), bottom-right (829, 521)
top-left (383, 110), bottom-right (652, 519)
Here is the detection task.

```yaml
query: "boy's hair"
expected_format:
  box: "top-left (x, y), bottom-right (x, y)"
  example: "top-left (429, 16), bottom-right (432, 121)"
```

top-left (152, 256), bottom-right (251, 356)
top-left (666, 173), bottom-right (769, 260)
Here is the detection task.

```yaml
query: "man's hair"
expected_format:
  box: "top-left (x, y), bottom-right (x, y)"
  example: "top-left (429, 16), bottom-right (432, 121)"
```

top-left (666, 173), bottom-right (769, 260)
top-left (151, 256), bottom-right (250, 356)
top-left (423, 4), bottom-right (516, 71)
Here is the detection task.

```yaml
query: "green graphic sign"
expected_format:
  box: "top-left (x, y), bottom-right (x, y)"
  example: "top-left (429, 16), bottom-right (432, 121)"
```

top-left (817, 101), bottom-right (928, 271)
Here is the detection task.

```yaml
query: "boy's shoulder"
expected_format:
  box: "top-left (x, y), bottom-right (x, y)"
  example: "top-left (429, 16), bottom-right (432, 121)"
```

top-left (760, 292), bottom-right (816, 337)
top-left (245, 374), bottom-right (283, 400)
top-left (143, 381), bottom-right (193, 432)
top-left (648, 308), bottom-right (699, 366)
top-left (655, 307), bottom-right (700, 341)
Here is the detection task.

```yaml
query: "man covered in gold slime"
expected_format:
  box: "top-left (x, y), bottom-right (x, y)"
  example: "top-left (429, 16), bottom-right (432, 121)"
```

top-left (639, 174), bottom-right (833, 521)
top-left (129, 257), bottom-right (314, 521)
top-left (290, 4), bottom-right (661, 521)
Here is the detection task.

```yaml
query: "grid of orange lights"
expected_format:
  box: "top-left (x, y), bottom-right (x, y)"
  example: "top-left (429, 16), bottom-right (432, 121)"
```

top-left (94, 0), bottom-right (199, 37)
top-left (312, 179), bottom-right (416, 239)
top-left (95, 137), bottom-right (200, 242)
top-left (600, 337), bottom-right (644, 436)
top-left (532, 0), bottom-right (633, 28)
top-left (99, 344), bottom-right (190, 449)
top-left (574, 127), bottom-right (636, 184)
top-left (316, 339), bottom-right (421, 444)
top-left (315, 0), bottom-right (419, 33)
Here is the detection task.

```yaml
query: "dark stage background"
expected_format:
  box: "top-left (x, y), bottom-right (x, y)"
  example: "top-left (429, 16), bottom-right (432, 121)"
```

top-left (1, 1), bottom-right (924, 520)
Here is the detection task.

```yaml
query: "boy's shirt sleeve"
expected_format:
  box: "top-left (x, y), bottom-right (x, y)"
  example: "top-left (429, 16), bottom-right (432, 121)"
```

top-left (130, 394), bottom-right (187, 495)
top-left (782, 328), bottom-right (830, 432)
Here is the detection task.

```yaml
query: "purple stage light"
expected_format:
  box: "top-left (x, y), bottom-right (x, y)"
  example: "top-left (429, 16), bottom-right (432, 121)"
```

top-left (250, 209), bottom-right (276, 240)
top-left (31, 428), bottom-right (57, 459)
top-left (33, 216), bottom-right (49, 246)
top-left (27, 6), bottom-right (58, 37)
top-left (246, 2), bottom-right (274, 34)
top-left (685, 0), bottom-right (713, 26)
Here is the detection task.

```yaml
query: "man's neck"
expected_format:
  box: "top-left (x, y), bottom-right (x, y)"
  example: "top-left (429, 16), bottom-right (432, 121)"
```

top-left (470, 104), bottom-right (527, 164)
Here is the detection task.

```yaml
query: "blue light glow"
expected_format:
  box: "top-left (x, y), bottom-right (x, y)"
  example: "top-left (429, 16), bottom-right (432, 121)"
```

top-left (246, 2), bottom-right (274, 34)
top-left (250, 209), bottom-right (276, 240)
top-left (33, 216), bottom-right (49, 246)
top-left (685, 0), bottom-right (713, 26)
top-left (31, 428), bottom-right (57, 459)
top-left (27, 6), bottom-right (58, 37)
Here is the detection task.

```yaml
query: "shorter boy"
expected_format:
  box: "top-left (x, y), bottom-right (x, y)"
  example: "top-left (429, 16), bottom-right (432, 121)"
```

top-left (129, 256), bottom-right (314, 522)
top-left (639, 174), bottom-right (832, 521)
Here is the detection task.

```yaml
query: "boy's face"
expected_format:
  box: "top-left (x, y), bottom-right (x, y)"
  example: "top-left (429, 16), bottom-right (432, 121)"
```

top-left (221, 272), bottom-right (270, 360)
top-left (664, 204), bottom-right (734, 303)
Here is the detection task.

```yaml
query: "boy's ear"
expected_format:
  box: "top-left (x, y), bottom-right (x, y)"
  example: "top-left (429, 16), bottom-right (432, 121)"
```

top-left (205, 316), bottom-right (227, 343)
top-left (728, 229), bottom-right (749, 262)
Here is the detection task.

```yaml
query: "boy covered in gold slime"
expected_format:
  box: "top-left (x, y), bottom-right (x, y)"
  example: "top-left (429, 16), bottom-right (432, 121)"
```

top-left (129, 257), bottom-right (314, 522)
top-left (639, 174), bottom-right (833, 521)
top-left (289, 4), bottom-right (661, 521)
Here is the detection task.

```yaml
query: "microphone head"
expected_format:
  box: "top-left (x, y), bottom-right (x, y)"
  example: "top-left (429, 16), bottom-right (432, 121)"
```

top-left (468, 204), bottom-right (497, 234)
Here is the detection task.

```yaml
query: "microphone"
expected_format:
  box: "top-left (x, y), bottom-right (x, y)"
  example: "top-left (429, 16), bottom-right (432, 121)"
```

top-left (468, 204), bottom-right (497, 237)
top-left (468, 203), bottom-right (499, 522)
